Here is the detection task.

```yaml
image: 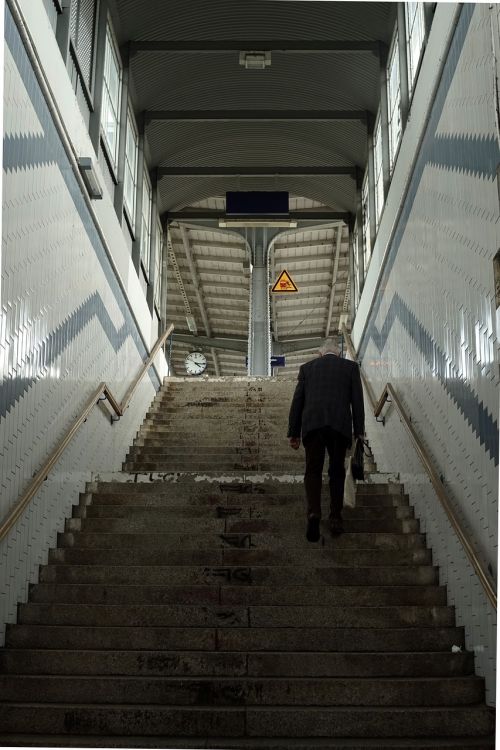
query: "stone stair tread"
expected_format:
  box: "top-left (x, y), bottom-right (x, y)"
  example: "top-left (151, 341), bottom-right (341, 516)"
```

top-left (0, 735), bottom-right (494, 749)
top-left (2, 379), bottom-right (493, 745)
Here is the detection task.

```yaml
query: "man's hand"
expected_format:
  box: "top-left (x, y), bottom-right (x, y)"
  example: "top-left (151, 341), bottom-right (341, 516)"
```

top-left (289, 437), bottom-right (301, 450)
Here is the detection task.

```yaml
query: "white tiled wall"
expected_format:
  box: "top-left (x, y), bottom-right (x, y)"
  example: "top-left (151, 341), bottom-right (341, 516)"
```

top-left (353, 4), bottom-right (499, 704)
top-left (0, 5), bottom-right (164, 643)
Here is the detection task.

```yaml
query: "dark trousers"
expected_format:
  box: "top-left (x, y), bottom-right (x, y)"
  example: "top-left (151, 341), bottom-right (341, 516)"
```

top-left (303, 427), bottom-right (349, 519)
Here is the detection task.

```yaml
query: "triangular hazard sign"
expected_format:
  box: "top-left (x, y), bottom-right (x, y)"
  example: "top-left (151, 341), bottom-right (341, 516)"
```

top-left (271, 269), bottom-right (298, 293)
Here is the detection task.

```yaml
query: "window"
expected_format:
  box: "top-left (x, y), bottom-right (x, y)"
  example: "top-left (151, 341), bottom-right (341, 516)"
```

top-left (70, 0), bottom-right (97, 90)
top-left (373, 114), bottom-right (384, 228)
top-left (154, 219), bottom-right (163, 312)
top-left (405, 2), bottom-right (425, 95)
top-left (140, 170), bottom-right (152, 278)
top-left (362, 172), bottom-right (372, 276)
top-left (101, 27), bottom-right (121, 168)
top-left (387, 34), bottom-right (401, 172)
top-left (353, 224), bottom-right (361, 310)
top-left (123, 111), bottom-right (138, 227)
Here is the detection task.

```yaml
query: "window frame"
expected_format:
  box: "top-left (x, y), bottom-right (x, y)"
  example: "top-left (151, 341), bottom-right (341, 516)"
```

top-left (154, 218), bottom-right (163, 315)
top-left (100, 24), bottom-right (122, 172)
top-left (140, 169), bottom-right (153, 281)
top-left (361, 171), bottom-right (372, 279)
top-left (387, 30), bottom-right (402, 173)
top-left (405, 2), bottom-right (426, 96)
top-left (123, 108), bottom-right (139, 232)
top-left (373, 113), bottom-right (384, 229)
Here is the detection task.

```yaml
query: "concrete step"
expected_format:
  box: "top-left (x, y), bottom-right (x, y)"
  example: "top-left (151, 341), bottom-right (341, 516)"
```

top-left (80, 504), bottom-right (415, 521)
top-left (69, 517), bottom-right (421, 535)
top-left (17, 603), bottom-right (456, 628)
top-left (39, 563), bottom-right (438, 587)
top-left (28, 583), bottom-right (447, 607)
top-left (5, 625), bottom-right (465, 653)
top-left (57, 531), bottom-right (427, 551)
top-left (88, 492), bottom-right (411, 508)
top-left (49, 546), bottom-right (433, 567)
top-left (0, 649), bottom-right (474, 677)
top-left (123, 463), bottom-right (306, 472)
top-left (0, 675), bottom-right (484, 706)
top-left (0, 734), bottom-right (494, 749)
top-left (0, 704), bottom-right (493, 738)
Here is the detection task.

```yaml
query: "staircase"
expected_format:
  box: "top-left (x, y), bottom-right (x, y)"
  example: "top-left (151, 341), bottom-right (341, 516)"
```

top-left (0, 377), bottom-right (494, 748)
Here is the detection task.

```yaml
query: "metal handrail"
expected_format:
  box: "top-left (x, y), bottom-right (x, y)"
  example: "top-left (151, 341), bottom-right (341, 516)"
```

top-left (0, 324), bottom-right (174, 541)
top-left (342, 326), bottom-right (497, 610)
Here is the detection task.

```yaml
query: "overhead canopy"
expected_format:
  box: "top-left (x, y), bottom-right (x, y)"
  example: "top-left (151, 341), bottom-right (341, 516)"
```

top-left (107, 0), bottom-right (397, 375)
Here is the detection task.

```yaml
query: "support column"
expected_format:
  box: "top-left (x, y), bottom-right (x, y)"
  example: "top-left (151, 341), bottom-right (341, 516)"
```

top-left (146, 172), bottom-right (158, 313)
top-left (55, 0), bottom-right (72, 65)
top-left (248, 229), bottom-right (270, 377)
top-left (378, 43), bottom-right (391, 199)
top-left (113, 46), bottom-right (130, 220)
top-left (131, 115), bottom-right (145, 274)
top-left (397, 3), bottom-right (410, 131)
top-left (88, 0), bottom-right (109, 155)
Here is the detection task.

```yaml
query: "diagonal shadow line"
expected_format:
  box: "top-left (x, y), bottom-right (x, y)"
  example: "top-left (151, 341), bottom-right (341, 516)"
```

top-left (0, 292), bottom-right (153, 420)
top-left (368, 293), bottom-right (498, 465)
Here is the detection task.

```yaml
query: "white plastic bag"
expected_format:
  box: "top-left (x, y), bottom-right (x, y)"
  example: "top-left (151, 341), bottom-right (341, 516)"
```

top-left (344, 455), bottom-right (356, 508)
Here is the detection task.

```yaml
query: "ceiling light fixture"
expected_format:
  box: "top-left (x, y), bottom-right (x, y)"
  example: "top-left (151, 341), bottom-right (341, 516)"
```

top-left (239, 51), bottom-right (271, 70)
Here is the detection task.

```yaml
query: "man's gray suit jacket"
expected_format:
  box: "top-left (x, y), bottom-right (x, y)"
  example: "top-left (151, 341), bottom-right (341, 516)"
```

top-left (287, 354), bottom-right (365, 446)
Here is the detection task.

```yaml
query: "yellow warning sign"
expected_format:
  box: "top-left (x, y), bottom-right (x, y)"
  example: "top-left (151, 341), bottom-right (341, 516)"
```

top-left (271, 269), bottom-right (298, 293)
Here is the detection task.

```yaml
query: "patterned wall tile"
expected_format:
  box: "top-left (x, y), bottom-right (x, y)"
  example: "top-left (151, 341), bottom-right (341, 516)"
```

top-left (0, 6), bottom-right (162, 643)
top-left (356, 4), bottom-right (498, 704)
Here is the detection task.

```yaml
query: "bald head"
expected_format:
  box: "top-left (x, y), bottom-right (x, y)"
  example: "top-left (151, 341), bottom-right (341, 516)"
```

top-left (319, 339), bottom-right (341, 356)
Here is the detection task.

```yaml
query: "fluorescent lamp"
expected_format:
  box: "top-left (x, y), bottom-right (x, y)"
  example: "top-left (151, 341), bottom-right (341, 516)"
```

top-left (77, 157), bottom-right (103, 199)
top-left (219, 219), bottom-right (297, 228)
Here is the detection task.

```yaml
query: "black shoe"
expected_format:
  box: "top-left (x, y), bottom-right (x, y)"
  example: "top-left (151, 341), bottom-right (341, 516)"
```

top-left (306, 516), bottom-right (320, 542)
top-left (329, 517), bottom-right (343, 536)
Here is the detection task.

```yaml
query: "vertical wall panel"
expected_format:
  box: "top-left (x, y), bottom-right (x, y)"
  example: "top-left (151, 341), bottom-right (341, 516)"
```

top-left (355, 5), bottom-right (498, 703)
top-left (0, 6), bottom-right (162, 644)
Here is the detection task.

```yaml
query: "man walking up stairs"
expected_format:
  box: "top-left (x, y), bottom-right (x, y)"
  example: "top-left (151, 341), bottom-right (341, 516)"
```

top-left (0, 377), bottom-right (495, 748)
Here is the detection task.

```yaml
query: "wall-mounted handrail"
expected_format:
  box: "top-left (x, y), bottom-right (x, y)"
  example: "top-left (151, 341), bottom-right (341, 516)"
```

top-left (0, 324), bottom-right (174, 542)
top-left (342, 326), bottom-right (497, 610)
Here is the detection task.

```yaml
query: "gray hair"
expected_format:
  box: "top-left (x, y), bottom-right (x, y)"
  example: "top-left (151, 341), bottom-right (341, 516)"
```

top-left (319, 338), bottom-right (340, 356)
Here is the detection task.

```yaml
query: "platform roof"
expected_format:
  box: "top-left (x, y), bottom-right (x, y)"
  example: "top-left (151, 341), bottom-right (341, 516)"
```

top-left (108, 0), bottom-right (396, 375)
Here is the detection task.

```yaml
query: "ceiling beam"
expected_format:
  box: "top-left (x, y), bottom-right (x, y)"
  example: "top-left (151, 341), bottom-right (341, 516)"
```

top-left (129, 40), bottom-right (380, 55)
top-left (164, 210), bottom-right (351, 222)
top-left (145, 110), bottom-right (368, 123)
top-left (173, 333), bottom-right (248, 352)
top-left (158, 166), bottom-right (357, 178)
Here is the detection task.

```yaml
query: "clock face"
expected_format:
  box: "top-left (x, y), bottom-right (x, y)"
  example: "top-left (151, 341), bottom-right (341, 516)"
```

top-left (185, 351), bottom-right (207, 376)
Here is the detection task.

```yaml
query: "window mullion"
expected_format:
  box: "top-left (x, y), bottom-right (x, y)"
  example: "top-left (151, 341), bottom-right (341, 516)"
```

top-left (132, 117), bottom-right (145, 274)
top-left (113, 48), bottom-right (131, 220)
top-left (397, 3), bottom-right (410, 131)
top-left (88, 0), bottom-right (108, 155)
